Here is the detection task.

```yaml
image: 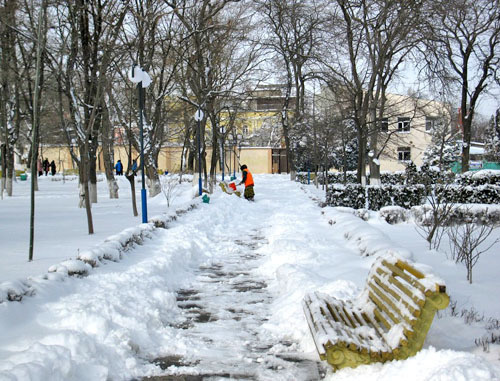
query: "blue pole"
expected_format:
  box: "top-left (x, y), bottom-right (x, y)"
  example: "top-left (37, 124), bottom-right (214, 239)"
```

top-left (197, 116), bottom-right (202, 196)
top-left (233, 144), bottom-right (236, 178)
top-left (138, 79), bottom-right (147, 223)
top-left (221, 141), bottom-right (225, 181)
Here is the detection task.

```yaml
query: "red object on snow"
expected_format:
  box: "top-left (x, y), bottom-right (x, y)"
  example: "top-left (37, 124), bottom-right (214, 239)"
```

top-left (229, 182), bottom-right (237, 191)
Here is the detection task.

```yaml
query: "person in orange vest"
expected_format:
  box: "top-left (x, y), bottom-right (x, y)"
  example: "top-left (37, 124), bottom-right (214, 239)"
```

top-left (238, 164), bottom-right (255, 201)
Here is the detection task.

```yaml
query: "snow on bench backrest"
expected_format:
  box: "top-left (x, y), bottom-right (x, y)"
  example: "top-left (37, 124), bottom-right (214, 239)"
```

top-left (357, 253), bottom-right (447, 350)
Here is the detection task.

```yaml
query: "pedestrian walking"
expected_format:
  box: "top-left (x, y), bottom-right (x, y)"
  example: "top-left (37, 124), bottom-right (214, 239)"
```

top-left (115, 160), bottom-right (123, 175)
top-left (131, 159), bottom-right (138, 175)
top-left (37, 158), bottom-right (43, 177)
top-left (238, 164), bottom-right (255, 201)
top-left (50, 160), bottom-right (56, 176)
top-left (43, 158), bottom-right (50, 176)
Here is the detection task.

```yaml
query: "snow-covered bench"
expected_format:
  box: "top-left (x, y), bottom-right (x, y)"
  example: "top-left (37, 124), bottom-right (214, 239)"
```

top-left (302, 254), bottom-right (449, 371)
top-left (219, 181), bottom-right (241, 197)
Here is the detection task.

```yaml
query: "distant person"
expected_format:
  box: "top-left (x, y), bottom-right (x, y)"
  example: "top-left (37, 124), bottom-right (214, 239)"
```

top-left (37, 158), bottom-right (43, 177)
top-left (43, 158), bottom-right (49, 176)
top-left (115, 160), bottom-right (123, 175)
top-left (50, 160), bottom-right (56, 176)
top-left (131, 159), bottom-right (138, 175)
top-left (238, 164), bottom-right (254, 201)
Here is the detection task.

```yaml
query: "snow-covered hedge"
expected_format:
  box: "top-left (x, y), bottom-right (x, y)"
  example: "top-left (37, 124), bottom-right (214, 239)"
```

top-left (456, 170), bottom-right (500, 186)
top-left (435, 184), bottom-right (500, 205)
top-left (378, 204), bottom-right (500, 225)
top-left (297, 166), bottom-right (455, 186)
top-left (326, 184), bottom-right (426, 211)
top-left (326, 184), bottom-right (366, 209)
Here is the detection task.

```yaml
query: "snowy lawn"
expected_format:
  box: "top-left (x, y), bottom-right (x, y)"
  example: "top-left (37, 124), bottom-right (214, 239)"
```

top-left (0, 174), bottom-right (499, 380)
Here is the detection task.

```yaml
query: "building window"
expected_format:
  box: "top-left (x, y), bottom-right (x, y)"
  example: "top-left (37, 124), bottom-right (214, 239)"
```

top-left (397, 117), bottom-right (411, 132)
top-left (425, 117), bottom-right (441, 131)
top-left (379, 118), bottom-right (389, 132)
top-left (397, 147), bottom-right (411, 162)
top-left (242, 125), bottom-right (249, 136)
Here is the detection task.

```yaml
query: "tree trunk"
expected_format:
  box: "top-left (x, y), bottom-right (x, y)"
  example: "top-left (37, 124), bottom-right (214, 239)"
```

top-left (146, 166), bottom-right (161, 197)
top-left (79, 147), bottom-right (94, 234)
top-left (461, 117), bottom-right (472, 173)
top-left (126, 173), bottom-right (138, 217)
top-left (101, 101), bottom-right (118, 198)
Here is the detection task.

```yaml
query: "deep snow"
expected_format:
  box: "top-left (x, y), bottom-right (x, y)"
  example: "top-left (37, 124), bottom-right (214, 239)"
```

top-left (0, 174), bottom-right (499, 380)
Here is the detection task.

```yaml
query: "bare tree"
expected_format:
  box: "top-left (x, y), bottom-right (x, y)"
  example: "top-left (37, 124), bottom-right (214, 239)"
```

top-left (320, 0), bottom-right (424, 185)
top-left (166, 0), bottom-right (260, 191)
top-left (52, 0), bottom-right (127, 234)
top-left (422, 0), bottom-right (500, 173)
top-left (258, 0), bottom-right (323, 179)
top-left (415, 184), bottom-right (457, 250)
top-left (448, 219), bottom-right (499, 284)
top-left (0, 0), bottom-right (20, 197)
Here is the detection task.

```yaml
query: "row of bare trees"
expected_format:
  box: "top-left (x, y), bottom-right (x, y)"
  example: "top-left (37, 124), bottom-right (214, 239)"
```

top-left (1, 0), bottom-right (499, 233)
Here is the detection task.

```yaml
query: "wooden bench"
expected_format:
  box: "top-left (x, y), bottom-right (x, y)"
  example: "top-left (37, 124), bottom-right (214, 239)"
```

top-left (302, 254), bottom-right (449, 371)
top-left (219, 182), bottom-right (241, 197)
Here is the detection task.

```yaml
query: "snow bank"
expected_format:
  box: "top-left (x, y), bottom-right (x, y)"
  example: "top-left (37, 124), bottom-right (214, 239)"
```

top-left (0, 200), bottom-right (198, 304)
top-left (322, 206), bottom-right (412, 259)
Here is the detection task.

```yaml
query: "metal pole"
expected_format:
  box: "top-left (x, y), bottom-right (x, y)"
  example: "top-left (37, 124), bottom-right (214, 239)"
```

top-left (197, 114), bottom-right (202, 196)
top-left (138, 80), bottom-right (147, 223)
top-left (221, 141), bottom-right (225, 181)
top-left (233, 143), bottom-right (236, 177)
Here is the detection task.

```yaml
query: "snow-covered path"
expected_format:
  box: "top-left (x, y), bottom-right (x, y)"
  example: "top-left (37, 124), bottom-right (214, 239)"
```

top-left (151, 226), bottom-right (322, 380)
top-left (0, 176), bottom-right (337, 380)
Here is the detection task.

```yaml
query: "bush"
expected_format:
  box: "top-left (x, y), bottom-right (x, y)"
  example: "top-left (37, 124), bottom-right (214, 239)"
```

top-left (326, 184), bottom-right (426, 211)
top-left (392, 184), bottom-right (426, 209)
top-left (367, 186), bottom-right (392, 210)
top-left (326, 184), bottom-right (366, 209)
top-left (380, 206), bottom-right (409, 224)
top-left (456, 170), bottom-right (500, 186)
top-left (435, 184), bottom-right (500, 204)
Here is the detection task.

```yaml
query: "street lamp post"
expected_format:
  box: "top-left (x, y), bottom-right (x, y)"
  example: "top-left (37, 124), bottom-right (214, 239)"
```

top-left (194, 108), bottom-right (204, 196)
top-left (233, 134), bottom-right (237, 178)
top-left (220, 126), bottom-right (225, 181)
top-left (300, 136), bottom-right (310, 185)
top-left (129, 64), bottom-right (152, 223)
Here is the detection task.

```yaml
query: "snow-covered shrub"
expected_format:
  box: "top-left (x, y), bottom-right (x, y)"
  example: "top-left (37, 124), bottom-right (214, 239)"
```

top-left (367, 186), bottom-right (392, 210)
top-left (456, 170), bottom-right (500, 186)
top-left (435, 184), bottom-right (500, 204)
top-left (354, 208), bottom-right (370, 221)
top-left (327, 184), bottom-right (425, 210)
top-left (392, 184), bottom-right (426, 209)
top-left (412, 204), bottom-right (500, 226)
top-left (380, 171), bottom-right (405, 185)
top-left (326, 184), bottom-right (365, 209)
top-left (379, 206), bottom-right (409, 224)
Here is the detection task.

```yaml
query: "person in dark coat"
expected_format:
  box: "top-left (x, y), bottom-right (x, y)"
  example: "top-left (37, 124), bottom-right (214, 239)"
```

top-left (131, 159), bottom-right (138, 175)
top-left (115, 160), bottom-right (123, 175)
top-left (43, 158), bottom-right (50, 176)
top-left (50, 160), bottom-right (56, 176)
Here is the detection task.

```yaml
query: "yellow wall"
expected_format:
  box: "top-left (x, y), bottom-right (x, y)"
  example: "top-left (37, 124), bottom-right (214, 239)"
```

top-left (238, 148), bottom-right (271, 174)
top-left (40, 146), bottom-right (78, 172)
top-left (40, 145), bottom-right (276, 174)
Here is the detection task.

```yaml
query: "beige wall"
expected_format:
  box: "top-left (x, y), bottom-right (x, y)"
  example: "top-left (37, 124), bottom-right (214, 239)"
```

top-left (374, 95), bottom-right (449, 172)
top-left (40, 146), bottom-right (78, 172)
top-left (238, 148), bottom-right (271, 174)
top-left (39, 145), bottom-right (276, 174)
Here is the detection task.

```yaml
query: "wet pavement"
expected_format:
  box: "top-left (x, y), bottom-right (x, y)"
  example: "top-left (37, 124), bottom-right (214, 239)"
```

top-left (144, 229), bottom-right (325, 381)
